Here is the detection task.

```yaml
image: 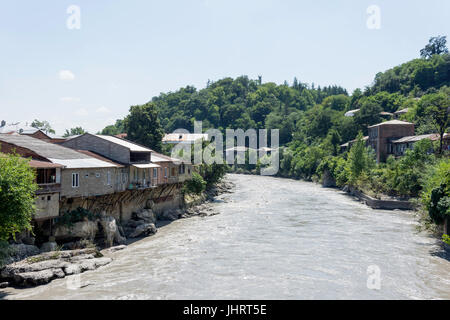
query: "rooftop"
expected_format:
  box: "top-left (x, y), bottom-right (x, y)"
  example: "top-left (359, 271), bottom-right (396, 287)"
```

top-left (28, 159), bottom-right (64, 169)
top-left (0, 134), bottom-right (92, 160)
top-left (368, 120), bottom-right (414, 128)
top-left (162, 133), bottom-right (209, 144)
top-left (93, 134), bottom-right (153, 152)
top-left (0, 134), bottom-right (119, 169)
top-left (392, 134), bottom-right (439, 144)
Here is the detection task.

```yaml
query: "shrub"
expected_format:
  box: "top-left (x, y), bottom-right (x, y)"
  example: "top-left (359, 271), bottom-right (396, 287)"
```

top-left (184, 172), bottom-right (206, 195)
top-left (421, 158), bottom-right (450, 224)
top-left (0, 153), bottom-right (38, 240)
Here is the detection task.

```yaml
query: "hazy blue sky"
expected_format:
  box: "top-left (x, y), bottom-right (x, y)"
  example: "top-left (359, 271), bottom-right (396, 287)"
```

top-left (0, 0), bottom-right (449, 134)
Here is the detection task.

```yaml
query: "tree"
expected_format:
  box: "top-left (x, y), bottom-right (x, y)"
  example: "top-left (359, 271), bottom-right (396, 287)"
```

top-left (423, 93), bottom-right (450, 154)
top-left (0, 154), bottom-right (38, 240)
top-left (63, 126), bottom-right (87, 137)
top-left (100, 119), bottom-right (125, 135)
top-left (354, 100), bottom-right (382, 132)
top-left (184, 172), bottom-right (206, 194)
top-left (420, 36), bottom-right (449, 59)
top-left (347, 132), bottom-right (368, 184)
top-left (31, 119), bottom-right (55, 134)
top-left (124, 102), bottom-right (164, 151)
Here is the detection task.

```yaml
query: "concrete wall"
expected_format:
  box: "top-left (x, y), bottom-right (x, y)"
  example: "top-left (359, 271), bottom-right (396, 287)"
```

top-left (60, 167), bottom-right (122, 198)
top-left (61, 134), bottom-right (131, 164)
top-left (369, 124), bottom-right (414, 162)
top-left (59, 184), bottom-right (183, 223)
top-left (35, 192), bottom-right (60, 220)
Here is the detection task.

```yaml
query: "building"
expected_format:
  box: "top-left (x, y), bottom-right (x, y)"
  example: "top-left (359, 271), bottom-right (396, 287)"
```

top-left (391, 134), bottom-right (438, 156)
top-left (0, 134), bottom-right (124, 198)
top-left (367, 120), bottom-right (415, 162)
top-left (0, 133), bottom-right (126, 235)
top-left (61, 133), bottom-right (166, 189)
top-left (344, 109), bottom-right (360, 117)
top-left (394, 108), bottom-right (409, 119)
top-left (30, 159), bottom-right (63, 221)
top-left (339, 136), bottom-right (369, 152)
top-left (392, 133), bottom-right (450, 156)
top-left (151, 151), bottom-right (193, 184)
top-left (162, 133), bottom-right (209, 144)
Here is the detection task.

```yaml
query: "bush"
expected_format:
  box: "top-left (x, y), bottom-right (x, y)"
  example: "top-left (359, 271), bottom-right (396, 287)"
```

top-left (443, 234), bottom-right (450, 245)
top-left (55, 207), bottom-right (99, 228)
top-left (184, 172), bottom-right (206, 195)
top-left (421, 158), bottom-right (450, 224)
top-left (0, 153), bottom-right (38, 240)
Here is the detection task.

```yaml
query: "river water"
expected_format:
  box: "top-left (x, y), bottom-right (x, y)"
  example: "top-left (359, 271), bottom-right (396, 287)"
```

top-left (3, 174), bottom-right (450, 299)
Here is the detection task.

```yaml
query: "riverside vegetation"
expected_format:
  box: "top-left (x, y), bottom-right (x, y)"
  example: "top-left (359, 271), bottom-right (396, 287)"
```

top-left (1, 36), bottom-right (449, 285)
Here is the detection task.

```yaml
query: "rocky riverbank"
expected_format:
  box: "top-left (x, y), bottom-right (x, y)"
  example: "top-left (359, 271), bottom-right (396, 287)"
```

top-left (0, 177), bottom-right (235, 288)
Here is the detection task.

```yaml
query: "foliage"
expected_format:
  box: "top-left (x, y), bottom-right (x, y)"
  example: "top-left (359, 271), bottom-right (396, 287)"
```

top-left (124, 102), bottom-right (164, 151)
top-left (443, 234), bottom-right (450, 245)
top-left (0, 153), bottom-right (38, 241)
top-left (347, 132), bottom-right (369, 184)
top-left (0, 240), bottom-right (14, 267)
top-left (420, 158), bottom-right (450, 224)
top-left (64, 126), bottom-right (87, 137)
top-left (100, 119), bottom-right (125, 135)
top-left (184, 172), bottom-right (206, 195)
top-left (420, 35), bottom-right (449, 59)
top-left (55, 207), bottom-right (99, 228)
top-left (31, 119), bottom-right (55, 134)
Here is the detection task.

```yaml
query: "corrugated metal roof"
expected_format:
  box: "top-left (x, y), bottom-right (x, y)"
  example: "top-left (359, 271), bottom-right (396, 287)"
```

top-left (394, 108), bottom-right (409, 114)
top-left (132, 163), bottom-right (161, 169)
top-left (368, 120), bottom-right (414, 128)
top-left (344, 109), bottom-right (360, 117)
top-left (162, 133), bottom-right (208, 144)
top-left (95, 135), bottom-right (153, 152)
top-left (29, 159), bottom-right (64, 168)
top-left (392, 134), bottom-right (439, 144)
top-left (48, 158), bottom-right (118, 169)
top-left (0, 134), bottom-right (92, 160)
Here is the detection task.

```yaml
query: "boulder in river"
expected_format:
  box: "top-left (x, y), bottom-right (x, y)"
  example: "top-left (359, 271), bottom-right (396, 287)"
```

top-left (99, 214), bottom-right (117, 248)
top-left (0, 248), bottom-right (111, 287)
top-left (129, 223), bottom-right (157, 238)
top-left (53, 220), bottom-right (98, 242)
top-left (40, 241), bottom-right (58, 253)
top-left (133, 209), bottom-right (156, 224)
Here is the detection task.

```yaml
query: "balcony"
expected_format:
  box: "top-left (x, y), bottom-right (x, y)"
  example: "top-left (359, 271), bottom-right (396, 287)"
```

top-left (36, 183), bottom-right (61, 195)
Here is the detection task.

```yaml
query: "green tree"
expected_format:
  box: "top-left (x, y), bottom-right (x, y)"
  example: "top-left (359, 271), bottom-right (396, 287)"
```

top-left (63, 126), bottom-right (87, 137)
top-left (423, 93), bottom-right (450, 154)
top-left (0, 154), bottom-right (38, 240)
top-left (420, 35), bottom-right (449, 59)
top-left (125, 102), bottom-right (164, 151)
top-left (31, 119), bottom-right (55, 134)
top-left (184, 172), bottom-right (206, 194)
top-left (347, 132), bottom-right (368, 184)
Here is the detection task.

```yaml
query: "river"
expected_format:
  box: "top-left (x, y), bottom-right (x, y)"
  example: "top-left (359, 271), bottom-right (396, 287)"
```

top-left (2, 174), bottom-right (450, 299)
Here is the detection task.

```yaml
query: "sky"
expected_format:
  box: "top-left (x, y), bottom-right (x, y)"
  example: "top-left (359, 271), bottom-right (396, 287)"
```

top-left (0, 0), bottom-right (449, 135)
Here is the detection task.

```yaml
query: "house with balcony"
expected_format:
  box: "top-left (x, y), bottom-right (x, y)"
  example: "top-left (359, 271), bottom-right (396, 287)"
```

top-left (61, 133), bottom-right (162, 190)
top-left (367, 120), bottom-right (415, 162)
top-left (0, 134), bottom-right (123, 227)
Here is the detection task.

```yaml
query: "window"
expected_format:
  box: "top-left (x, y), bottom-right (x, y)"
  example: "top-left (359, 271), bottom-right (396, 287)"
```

top-left (171, 167), bottom-right (176, 177)
top-left (47, 195), bottom-right (51, 201)
top-left (153, 168), bottom-right (157, 178)
top-left (107, 171), bottom-right (111, 185)
top-left (72, 173), bottom-right (79, 188)
top-left (164, 167), bottom-right (168, 178)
